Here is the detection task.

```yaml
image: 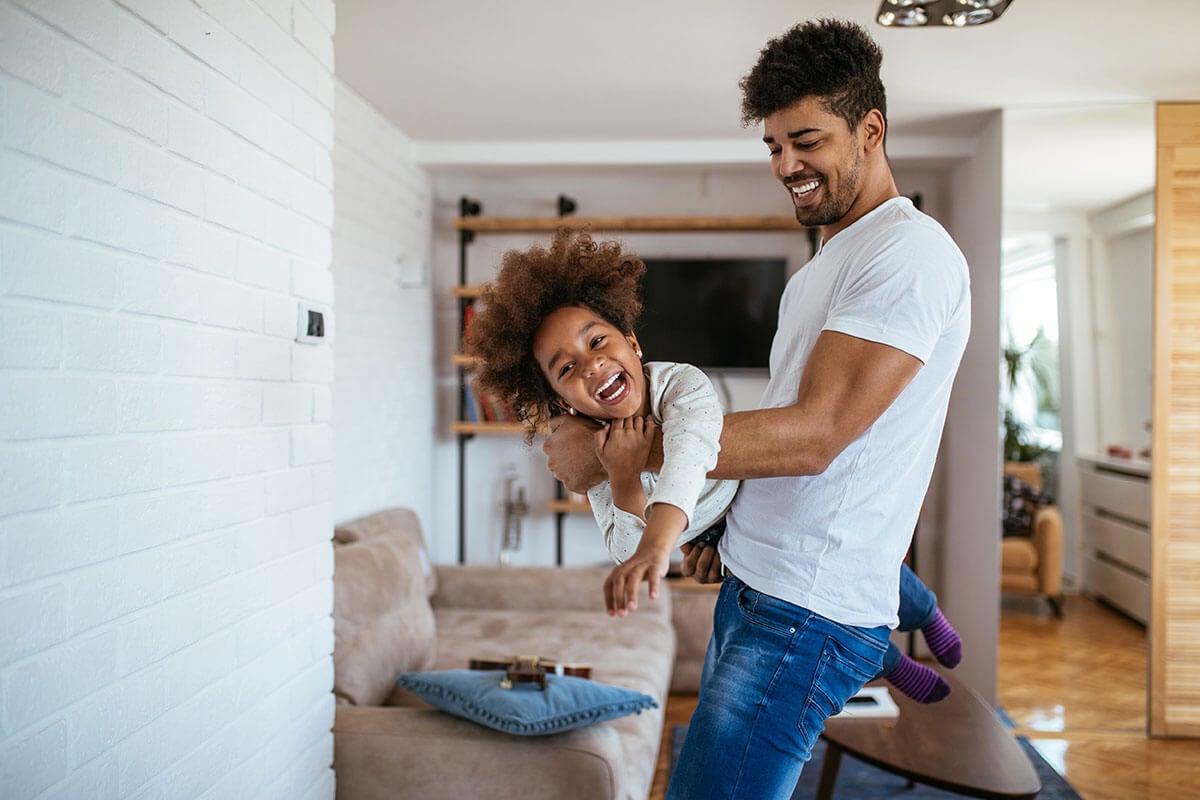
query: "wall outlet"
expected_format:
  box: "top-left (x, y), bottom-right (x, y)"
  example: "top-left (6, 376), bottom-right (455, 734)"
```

top-left (296, 303), bottom-right (330, 344)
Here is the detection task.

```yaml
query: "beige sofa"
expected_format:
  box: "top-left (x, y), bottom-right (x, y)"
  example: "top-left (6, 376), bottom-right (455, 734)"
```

top-left (331, 508), bottom-right (676, 800)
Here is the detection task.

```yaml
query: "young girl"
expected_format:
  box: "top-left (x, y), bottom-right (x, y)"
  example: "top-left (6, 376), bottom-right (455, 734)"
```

top-left (468, 229), bottom-right (961, 702)
top-left (468, 229), bottom-right (731, 618)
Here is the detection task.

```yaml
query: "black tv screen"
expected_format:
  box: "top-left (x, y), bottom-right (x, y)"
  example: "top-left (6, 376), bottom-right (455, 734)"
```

top-left (638, 257), bottom-right (786, 370)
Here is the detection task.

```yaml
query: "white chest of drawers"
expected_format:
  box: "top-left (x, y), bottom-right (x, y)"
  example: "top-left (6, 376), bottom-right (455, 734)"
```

top-left (1078, 455), bottom-right (1151, 623)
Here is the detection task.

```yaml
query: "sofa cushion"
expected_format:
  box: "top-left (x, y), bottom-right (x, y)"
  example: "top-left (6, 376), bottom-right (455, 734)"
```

top-left (335, 507), bottom-right (437, 598)
top-left (669, 580), bottom-right (720, 693)
top-left (431, 606), bottom-right (674, 699)
top-left (395, 669), bottom-right (657, 736)
top-left (334, 533), bottom-right (436, 706)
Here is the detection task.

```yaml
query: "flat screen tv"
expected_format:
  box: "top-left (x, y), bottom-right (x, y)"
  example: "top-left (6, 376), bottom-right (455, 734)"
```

top-left (637, 257), bottom-right (786, 371)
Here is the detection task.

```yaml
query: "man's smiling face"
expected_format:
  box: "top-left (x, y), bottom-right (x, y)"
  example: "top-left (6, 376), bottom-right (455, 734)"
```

top-left (763, 96), bottom-right (866, 237)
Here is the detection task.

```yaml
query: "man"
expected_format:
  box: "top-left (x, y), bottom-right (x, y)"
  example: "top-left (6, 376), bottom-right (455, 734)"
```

top-left (544, 19), bottom-right (971, 799)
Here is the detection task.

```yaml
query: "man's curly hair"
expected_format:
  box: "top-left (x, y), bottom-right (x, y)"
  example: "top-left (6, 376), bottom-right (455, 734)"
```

top-left (739, 18), bottom-right (886, 133)
top-left (466, 229), bottom-right (645, 436)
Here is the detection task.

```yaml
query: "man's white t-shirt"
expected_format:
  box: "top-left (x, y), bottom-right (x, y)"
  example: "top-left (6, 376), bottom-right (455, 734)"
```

top-left (720, 196), bottom-right (971, 628)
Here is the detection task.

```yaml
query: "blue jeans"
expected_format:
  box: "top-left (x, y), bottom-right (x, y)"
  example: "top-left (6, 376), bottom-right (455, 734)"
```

top-left (878, 562), bottom-right (940, 675)
top-left (666, 575), bottom-right (889, 800)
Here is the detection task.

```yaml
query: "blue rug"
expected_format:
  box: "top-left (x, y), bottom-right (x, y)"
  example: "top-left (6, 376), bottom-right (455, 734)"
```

top-left (670, 725), bottom-right (1083, 799)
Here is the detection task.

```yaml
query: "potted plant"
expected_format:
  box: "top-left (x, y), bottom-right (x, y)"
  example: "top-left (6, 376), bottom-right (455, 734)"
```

top-left (1001, 326), bottom-right (1060, 498)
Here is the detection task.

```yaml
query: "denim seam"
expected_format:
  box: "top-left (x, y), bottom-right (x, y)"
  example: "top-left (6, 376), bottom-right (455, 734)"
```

top-left (726, 618), bottom-right (804, 799)
top-left (824, 621), bottom-right (887, 679)
top-left (823, 618), bottom-right (890, 655)
top-left (798, 639), bottom-right (835, 742)
top-left (825, 648), bottom-right (879, 684)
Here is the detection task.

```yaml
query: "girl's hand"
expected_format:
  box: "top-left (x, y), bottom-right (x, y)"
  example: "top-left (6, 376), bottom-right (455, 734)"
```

top-left (604, 539), bottom-right (673, 617)
top-left (594, 416), bottom-right (655, 482)
top-left (603, 503), bottom-right (687, 617)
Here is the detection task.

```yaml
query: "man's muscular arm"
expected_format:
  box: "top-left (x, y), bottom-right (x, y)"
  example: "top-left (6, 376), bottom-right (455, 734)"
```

top-left (710, 330), bottom-right (923, 479)
top-left (544, 415), bottom-right (664, 494)
top-left (544, 330), bottom-right (923, 487)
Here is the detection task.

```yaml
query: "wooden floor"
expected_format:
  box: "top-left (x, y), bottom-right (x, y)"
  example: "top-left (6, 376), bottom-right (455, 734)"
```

top-left (999, 595), bottom-right (1200, 800)
top-left (649, 594), bottom-right (1200, 799)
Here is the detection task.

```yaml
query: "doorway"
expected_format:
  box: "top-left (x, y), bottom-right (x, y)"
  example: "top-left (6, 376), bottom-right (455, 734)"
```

top-left (998, 102), bottom-right (1156, 758)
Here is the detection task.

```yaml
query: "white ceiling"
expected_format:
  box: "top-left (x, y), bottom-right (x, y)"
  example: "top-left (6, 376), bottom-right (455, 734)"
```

top-left (334, 0), bottom-right (1199, 213)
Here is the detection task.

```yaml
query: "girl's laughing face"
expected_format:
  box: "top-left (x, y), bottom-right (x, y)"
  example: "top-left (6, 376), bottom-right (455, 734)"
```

top-left (532, 305), bottom-right (648, 420)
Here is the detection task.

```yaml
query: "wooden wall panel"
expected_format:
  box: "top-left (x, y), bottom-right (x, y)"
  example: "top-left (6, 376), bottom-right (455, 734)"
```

top-left (1151, 103), bottom-right (1200, 737)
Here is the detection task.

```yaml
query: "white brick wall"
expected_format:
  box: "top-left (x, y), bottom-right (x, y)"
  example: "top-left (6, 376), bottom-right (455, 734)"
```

top-left (0, 1), bottom-right (337, 798)
top-left (331, 81), bottom-right (435, 530)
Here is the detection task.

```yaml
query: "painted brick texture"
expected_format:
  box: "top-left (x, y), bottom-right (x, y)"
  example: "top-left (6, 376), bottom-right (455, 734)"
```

top-left (331, 82), bottom-right (435, 531)
top-left (0, 1), bottom-right (337, 797)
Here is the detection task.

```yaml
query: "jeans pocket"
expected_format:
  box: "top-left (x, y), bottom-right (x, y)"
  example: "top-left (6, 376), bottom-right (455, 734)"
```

top-left (822, 629), bottom-right (885, 684)
top-left (734, 585), bottom-right (800, 638)
top-left (797, 633), bottom-right (884, 742)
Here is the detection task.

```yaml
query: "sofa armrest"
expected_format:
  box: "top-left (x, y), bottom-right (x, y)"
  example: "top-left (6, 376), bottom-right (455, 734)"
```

top-left (432, 564), bottom-right (672, 620)
top-left (1032, 505), bottom-right (1063, 597)
top-left (334, 705), bottom-right (629, 800)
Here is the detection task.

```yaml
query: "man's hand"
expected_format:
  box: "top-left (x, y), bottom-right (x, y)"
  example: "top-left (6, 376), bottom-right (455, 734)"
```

top-left (542, 414), bottom-right (606, 493)
top-left (680, 541), bottom-right (724, 584)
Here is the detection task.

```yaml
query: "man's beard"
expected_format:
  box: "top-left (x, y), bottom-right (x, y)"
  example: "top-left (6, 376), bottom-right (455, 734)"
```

top-left (794, 151), bottom-right (863, 229)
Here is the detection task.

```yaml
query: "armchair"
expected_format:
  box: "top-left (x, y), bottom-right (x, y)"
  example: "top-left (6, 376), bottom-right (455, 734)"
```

top-left (1000, 462), bottom-right (1064, 617)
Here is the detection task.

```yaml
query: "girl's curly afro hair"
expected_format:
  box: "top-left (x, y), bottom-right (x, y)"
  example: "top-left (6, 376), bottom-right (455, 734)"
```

top-left (466, 229), bottom-right (645, 436)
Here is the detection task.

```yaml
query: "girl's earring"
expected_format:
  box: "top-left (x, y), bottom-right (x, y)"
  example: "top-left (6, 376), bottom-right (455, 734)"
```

top-left (636, 349), bottom-right (643, 358)
top-left (568, 407), bottom-right (577, 416)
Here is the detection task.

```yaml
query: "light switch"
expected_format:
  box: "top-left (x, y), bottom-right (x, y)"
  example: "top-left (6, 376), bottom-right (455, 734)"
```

top-left (395, 257), bottom-right (427, 288)
top-left (296, 303), bottom-right (329, 344)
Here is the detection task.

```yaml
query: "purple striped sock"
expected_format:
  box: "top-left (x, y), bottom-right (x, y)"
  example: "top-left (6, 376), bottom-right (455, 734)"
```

top-left (921, 609), bottom-right (962, 668)
top-left (883, 655), bottom-right (951, 704)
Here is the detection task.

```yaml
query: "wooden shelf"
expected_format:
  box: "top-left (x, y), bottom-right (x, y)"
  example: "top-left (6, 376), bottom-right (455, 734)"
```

top-left (452, 353), bottom-right (479, 367)
top-left (547, 499), bottom-right (591, 514)
top-left (452, 285), bottom-right (484, 299)
top-left (454, 215), bottom-right (806, 234)
top-left (450, 421), bottom-right (527, 435)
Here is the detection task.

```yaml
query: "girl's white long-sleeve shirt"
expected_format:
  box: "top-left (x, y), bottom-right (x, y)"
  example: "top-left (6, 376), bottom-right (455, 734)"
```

top-left (586, 361), bottom-right (739, 563)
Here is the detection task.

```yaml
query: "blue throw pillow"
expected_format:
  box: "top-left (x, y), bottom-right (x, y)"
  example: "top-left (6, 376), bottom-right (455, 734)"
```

top-left (396, 669), bottom-right (658, 736)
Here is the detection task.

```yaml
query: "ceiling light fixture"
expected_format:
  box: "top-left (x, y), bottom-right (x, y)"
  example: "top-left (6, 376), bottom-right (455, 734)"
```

top-left (879, 8), bottom-right (928, 27)
top-left (877, 0), bottom-right (1014, 27)
top-left (944, 8), bottom-right (993, 26)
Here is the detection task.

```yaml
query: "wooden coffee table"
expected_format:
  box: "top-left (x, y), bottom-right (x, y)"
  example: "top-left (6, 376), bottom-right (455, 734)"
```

top-left (815, 672), bottom-right (1041, 799)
